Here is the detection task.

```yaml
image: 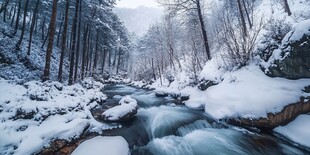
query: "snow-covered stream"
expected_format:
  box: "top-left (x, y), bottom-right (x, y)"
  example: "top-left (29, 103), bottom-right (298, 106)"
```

top-left (89, 84), bottom-right (309, 155)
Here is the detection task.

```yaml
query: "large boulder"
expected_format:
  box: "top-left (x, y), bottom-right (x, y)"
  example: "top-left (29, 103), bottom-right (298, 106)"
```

top-left (264, 20), bottom-right (310, 79)
top-left (101, 96), bottom-right (138, 122)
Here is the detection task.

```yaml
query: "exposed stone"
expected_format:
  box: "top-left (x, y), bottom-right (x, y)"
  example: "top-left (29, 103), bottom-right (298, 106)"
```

top-left (198, 80), bottom-right (217, 91)
top-left (226, 97), bottom-right (310, 132)
top-left (267, 34), bottom-right (310, 79)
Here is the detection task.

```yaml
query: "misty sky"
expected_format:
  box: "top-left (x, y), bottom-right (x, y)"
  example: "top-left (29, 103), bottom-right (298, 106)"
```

top-left (116, 0), bottom-right (161, 8)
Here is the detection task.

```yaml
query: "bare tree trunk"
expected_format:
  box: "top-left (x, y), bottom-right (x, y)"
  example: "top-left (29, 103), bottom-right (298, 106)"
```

top-left (13, 0), bottom-right (21, 35)
top-left (101, 47), bottom-right (107, 73)
top-left (283, 0), bottom-right (292, 16)
top-left (196, 0), bottom-right (211, 60)
top-left (74, 0), bottom-right (82, 82)
top-left (237, 0), bottom-right (247, 37)
top-left (242, 0), bottom-right (252, 28)
top-left (56, 14), bottom-right (64, 47)
top-left (16, 0), bottom-right (30, 50)
top-left (10, 3), bottom-right (17, 26)
top-left (27, 0), bottom-right (40, 55)
top-left (0, 0), bottom-right (10, 14)
top-left (58, 0), bottom-right (69, 82)
top-left (93, 30), bottom-right (99, 73)
top-left (81, 25), bottom-right (89, 79)
top-left (41, 18), bottom-right (45, 40)
top-left (68, 0), bottom-right (79, 85)
top-left (42, 0), bottom-right (58, 81)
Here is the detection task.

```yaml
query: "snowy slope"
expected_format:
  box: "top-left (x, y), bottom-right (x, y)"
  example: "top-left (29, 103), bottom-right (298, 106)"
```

top-left (0, 21), bottom-right (69, 82)
top-left (0, 78), bottom-right (115, 155)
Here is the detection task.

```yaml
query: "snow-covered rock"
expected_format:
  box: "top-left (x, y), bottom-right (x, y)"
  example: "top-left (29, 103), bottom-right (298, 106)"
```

top-left (184, 65), bottom-right (310, 119)
top-left (71, 136), bottom-right (130, 155)
top-left (274, 115), bottom-right (310, 147)
top-left (262, 19), bottom-right (310, 79)
top-left (101, 95), bottom-right (138, 122)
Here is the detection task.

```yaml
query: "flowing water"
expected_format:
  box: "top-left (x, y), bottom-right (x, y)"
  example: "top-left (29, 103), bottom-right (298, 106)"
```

top-left (93, 84), bottom-right (310, 155)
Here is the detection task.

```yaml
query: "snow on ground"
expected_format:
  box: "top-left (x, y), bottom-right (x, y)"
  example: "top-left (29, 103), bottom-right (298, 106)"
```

top-left (101, 95), bottom-right (138, 121)
top-left (184, 64), bottom-right (309, 119)
top-left (71, 136), bottom-right (130, 155)
top-left (0, 78), bottom-right (115, 155)
top-left (274, 115), bottom-right (310, 147)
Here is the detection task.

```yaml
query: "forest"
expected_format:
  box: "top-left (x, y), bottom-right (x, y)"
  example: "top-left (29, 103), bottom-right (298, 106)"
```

top-left (0, 0), bottom-right (310, 154)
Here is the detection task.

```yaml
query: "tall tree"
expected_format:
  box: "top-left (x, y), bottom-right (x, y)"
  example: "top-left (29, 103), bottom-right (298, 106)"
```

top-left (13, 0), bottom-right (21, 35)
top-left (58, 0), bottom-right (70, 82)
top-left (159, 0), bottom-right (211, 60)
top-left (68, 0), bottom-right (79, 85)
top-left (42, 0), bottom-right (58, 81)
top-left (74, 0), bottom-right (82, 82)
top-left (27, 0), bottom-right (40, 55)
top-left (16, 0), bottom-right (30, 50)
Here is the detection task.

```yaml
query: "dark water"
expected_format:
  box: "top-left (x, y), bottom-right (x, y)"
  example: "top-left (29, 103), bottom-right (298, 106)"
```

top-left (94, 84), bottom-right (310, 155)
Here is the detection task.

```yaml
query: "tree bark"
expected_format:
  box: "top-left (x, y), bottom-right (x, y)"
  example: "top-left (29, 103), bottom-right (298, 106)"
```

top-left (93, 30), bottom-right (99, 73)
top-left (13, 0), bottom-right (22, 35)
top-left (237, 0), bottom-right (247, 37)
top-left (0, 0), bottom-right (10, 14)
top-left (16, 0), bottom-right (30, 50)
top-left (74, 0), bottom-right (82, 82)
top-left (58, 0), bottom-right (69, 82)
top-left (81, 25), bottom-right (89, 80)
top-left (27, 0), bottom-right (40, 55)
top-left (42, 0), bottom-right (58, 81)
top-left (196, 0), bottom-right (211, 60)
top-left (283, 0), bottom-right (292, 16)
top-left (68, 0), bottom-right (79, 85)
top-left (242, 0), bottom-right (252, 29)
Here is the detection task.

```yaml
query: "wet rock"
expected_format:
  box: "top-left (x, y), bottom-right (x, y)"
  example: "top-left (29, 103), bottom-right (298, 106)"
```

top-left (198, 80), bottom-right (217, 91)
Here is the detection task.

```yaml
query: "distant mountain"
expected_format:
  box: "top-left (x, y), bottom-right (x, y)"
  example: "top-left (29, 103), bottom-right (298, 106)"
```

top-left (114, 6), bottom-right (163, 36)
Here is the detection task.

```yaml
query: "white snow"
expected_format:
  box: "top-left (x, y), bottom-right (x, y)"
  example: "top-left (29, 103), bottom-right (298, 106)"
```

top-left (101, 95), bottom-right (138, 121)
top-left (71, 136), bottom-right (130, 155)
top-left (185, 64), bottom-right (310, 119)
top-left (283, 19), bottom-right (310, 43)
top-left (0, 78), bottom-right (114, 155)
top-left (274, 115), bottom-right (310, 147)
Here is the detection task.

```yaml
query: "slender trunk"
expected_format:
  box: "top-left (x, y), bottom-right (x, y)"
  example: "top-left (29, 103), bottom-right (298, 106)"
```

top-left (13, 0), bottom-right (21, 35)
top-left (41, 18), bottom-right (45, 40)
top-left (10, 3), bottom-right (16, 26)
top-left (196, 0), bottom-right (211, 60)
top-left (81, 25), bottom-right (89, 79)
top-left (74, 0), bottom-right (82, 82)
top-left (27, 0), bottom-right (40, 55)
top-left (41, 24), bottom-right (49, 48)
top-left (242, 0), bottom-right (252, 29)
top-left (8, 4), bottom-right (14, 21)
top-left (116, 48), bottom-right (121, 74)
top-left (16, 0), bottom-right (30, 50)
top-left (283, 0), bottom-right (292, 16)
top-left (56, 14), bottom-right (64, 47)
top-left (68, 0), bottom-right (79, 85)
top-left (237, 0), bottom-right (247, 37)
top-left (93, 30), bottom-right (99, 72)
top-left (3, 8), bottom-right (6, 22)
top-left (101, 47), bottom-right (106, 73)
top-left (0, 0), bottom-right (10, 14)
top-left (58, 0), bottom-right (69, 82)
top-left (42, 0), bottom-right (58, 81)
top-left (151, 58), bottom-right (156, 80)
